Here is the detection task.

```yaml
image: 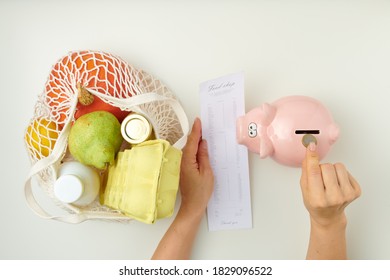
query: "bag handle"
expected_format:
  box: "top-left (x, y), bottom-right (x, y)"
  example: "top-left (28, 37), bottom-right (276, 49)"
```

top-left (25, 91), bottom-right (189, 223)
top-left (25, 177), bottom-right (133, 223)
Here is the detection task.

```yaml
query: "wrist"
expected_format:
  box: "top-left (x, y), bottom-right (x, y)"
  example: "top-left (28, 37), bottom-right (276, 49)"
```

top-left (177, 204), bottom-right (206, 223)
top-left (307, 214), bottom-right (348, 260)
top-left (310, 213), bottom-right (347, 231)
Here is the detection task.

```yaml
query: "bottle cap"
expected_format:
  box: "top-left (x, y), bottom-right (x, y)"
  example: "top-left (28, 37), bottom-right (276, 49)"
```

top-left (54, 174), bottom-right (84, 203)
top-left (121, 113), bottom-right (153, 144)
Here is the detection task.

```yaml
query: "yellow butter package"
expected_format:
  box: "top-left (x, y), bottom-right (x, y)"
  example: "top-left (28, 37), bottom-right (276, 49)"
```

top-left (103, 139), bottom-right (182, 224)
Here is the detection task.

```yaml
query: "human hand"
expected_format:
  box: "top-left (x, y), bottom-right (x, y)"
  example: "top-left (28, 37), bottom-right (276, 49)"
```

top-left (151, 118), bottom-right (214, 260)
top-left (179, 118), bottom-right (214, 218)
top-left (300, 143), bottom-right (361, 228)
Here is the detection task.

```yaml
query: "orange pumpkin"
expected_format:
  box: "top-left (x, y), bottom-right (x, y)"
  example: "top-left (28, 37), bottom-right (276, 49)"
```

top-left (44, 51), bottom-right (139, 126)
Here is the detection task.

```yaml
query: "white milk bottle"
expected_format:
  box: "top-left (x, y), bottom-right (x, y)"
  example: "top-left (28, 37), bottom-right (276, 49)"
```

top-left (54, 161), bottom-right (100, 206)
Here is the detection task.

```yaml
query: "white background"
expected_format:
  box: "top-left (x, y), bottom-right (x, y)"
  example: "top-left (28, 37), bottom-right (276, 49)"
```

top-left (1, 0), bottom-right (389, 259)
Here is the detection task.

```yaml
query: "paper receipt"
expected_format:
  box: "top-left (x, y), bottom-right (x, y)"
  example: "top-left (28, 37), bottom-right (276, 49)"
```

top-left (199, 72), bottom-right (252, 231)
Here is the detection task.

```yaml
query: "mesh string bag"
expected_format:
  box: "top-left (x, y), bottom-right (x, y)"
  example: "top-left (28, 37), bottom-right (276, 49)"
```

top-left (24, 50), bottom-right (189, 223)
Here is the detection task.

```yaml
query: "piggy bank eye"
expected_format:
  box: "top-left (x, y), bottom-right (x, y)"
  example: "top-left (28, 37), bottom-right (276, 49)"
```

top-left (248, 122), bottom-right (257, 138)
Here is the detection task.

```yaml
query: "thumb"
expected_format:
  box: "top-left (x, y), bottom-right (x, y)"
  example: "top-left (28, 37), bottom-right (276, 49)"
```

top-left (197, 139), bottom-right (212, 174)
top-left (182, 118), bottom-right (202, 165)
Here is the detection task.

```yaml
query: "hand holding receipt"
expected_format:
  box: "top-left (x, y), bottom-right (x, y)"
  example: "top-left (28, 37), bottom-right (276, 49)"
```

top-left (199, 72), bottom-right (252, 231)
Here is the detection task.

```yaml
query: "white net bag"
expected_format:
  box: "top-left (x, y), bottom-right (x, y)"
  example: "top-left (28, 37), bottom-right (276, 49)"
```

top-left (24, 50), bottom-right (189, 223)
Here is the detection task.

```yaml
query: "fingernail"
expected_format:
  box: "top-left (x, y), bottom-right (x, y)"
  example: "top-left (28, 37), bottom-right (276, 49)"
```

top-left (309, 142), bottom-right (316, 152)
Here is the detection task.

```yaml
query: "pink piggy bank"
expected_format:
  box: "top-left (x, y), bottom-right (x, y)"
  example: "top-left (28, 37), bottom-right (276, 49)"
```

top-left (236, 95), bottom-right (339, 167)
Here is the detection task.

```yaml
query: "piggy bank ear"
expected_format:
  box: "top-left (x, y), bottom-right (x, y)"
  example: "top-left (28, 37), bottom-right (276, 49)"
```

top-left (259, 137), bottom-right (274, 159)
top-left (328, 123), bottom-right (340, 144)
top-left (259, 103), bottom-right (276, 126)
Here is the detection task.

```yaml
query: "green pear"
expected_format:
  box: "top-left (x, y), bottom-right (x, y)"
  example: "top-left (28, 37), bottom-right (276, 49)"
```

top-left (69, 111), bottom-right (123, 169)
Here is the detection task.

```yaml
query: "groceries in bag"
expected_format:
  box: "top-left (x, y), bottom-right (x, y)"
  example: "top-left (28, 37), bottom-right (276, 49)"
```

top-left (54, 161), bottom-right (100, 206)
top-left (68, 111), bottom-right (123, 170)
top-left (121, 113), bottom-right (154, 145)
top-left (24, 117), bottom-right (60, 160)
top-left (24, 50), bottom-right (188, 223)
top-left (103, 139), bottom-right (182, 224)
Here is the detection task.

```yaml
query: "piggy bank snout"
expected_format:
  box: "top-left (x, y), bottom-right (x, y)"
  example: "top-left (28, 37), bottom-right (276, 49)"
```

top-left (236, 116), bottom-right (262, 154)
top-left (236, 116), bottom-right (258, 143)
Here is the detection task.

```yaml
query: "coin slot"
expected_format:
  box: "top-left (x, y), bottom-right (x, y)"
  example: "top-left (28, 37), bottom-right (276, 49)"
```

top-left (295, 130), bottom-right (320, 134)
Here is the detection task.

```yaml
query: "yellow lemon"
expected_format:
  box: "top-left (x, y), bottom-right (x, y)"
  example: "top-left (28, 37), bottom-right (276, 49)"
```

top-left (25, 118), bottom-right (60, 159)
